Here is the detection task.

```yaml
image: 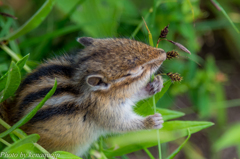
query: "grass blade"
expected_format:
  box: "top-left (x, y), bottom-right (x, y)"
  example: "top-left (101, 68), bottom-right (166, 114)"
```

top-left (2, 134), bottom-right (40, 152)
top-left (0, 138), bottom-right (11, 146)
top-left (211, 0), bottom-right (239, 33)
top-left (0, 79), bottom-right (57, 138)
top-left (142, 17), bottom-right (154, 46)
top-left (130, 11), bottom-right (151, 39)
top-left (0, 0), bottom-right (55, 41)
top-left (143, 148), bottom-right (155, 159)
top-left (166, 129), bottom-right (191, 159)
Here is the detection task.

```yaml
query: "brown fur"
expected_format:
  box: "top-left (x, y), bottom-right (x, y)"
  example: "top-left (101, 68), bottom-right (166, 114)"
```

top-left (1, 37), bottom-right (166, 156)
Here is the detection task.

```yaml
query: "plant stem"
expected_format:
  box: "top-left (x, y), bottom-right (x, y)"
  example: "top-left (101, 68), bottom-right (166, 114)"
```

top-left (153, 94), bottom-right (162, 159)
top-left (0, 45), bottom-right (19, 62)
top-left (131, 0), bottom-right (177, 39)
top-left (0, 44), bottom-right (31, 73)
top-left (0, 138), bottom-right (11, 146)
top-left (99, 136), bottom-right (103, 152)
top-left (0, 118), bottom-right (11, 129)
top-left (0, 118), bottom-right (56, 159)
top-left (0, 119), bottom-right (26, 139)
top-left (0, 118), bottom-right (26, 139)
top-left (211, 0), bottom-right (239, 33)
top-left (143, 148), bottom-right (155, 159)
top-left (150, 74), bottom-right (162, 159)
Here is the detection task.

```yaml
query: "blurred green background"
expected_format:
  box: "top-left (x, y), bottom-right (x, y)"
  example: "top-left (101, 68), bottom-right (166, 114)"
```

top-left (0, 0), bottom-right (240, 158)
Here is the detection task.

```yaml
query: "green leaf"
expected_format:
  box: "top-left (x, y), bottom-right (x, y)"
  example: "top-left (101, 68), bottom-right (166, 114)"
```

top-left (103, 121), bottom-right (214, 157)
top-left (52, 151), bottom-right (82, 159)
top-left (14, 129), bottom-right (28, 138)
top-left (0, 0), bottom-right (55, 41)
top-left (4, 143), bottom-right (45, 159)
top-left (0, 54), bottom-right (30, 92)
top-left (214, 124), bottom-right (240, 151)
top-left (0, 73), bottom-right (9, 93)
top-left (16, 54), bottom-right (30, 71)
top-left (157, 108), bottom-right (185, 121)
top-left (2, 134), bottom-right (40, 152)
top-left (0, 62), bottom-right (21, 102)
top-left (166, 129), bottom-right (191, 159)
top-left (0, 79), bottom-right (57, 138)
top-left (9, 133), bottom-right (19, 142)
top-left (135, 107), bottom-right (184, 121)
top-left (134, 80), bottom-right (172, 116)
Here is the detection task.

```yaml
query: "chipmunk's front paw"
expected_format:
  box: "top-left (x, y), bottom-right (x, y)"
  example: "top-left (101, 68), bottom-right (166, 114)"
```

top-left (144, 113), bottom-right (164, 129)
top-left (145, 75), bottom-right (163, 96)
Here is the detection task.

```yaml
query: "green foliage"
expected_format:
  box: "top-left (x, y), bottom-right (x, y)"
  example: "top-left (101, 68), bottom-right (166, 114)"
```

top-left (103, 121), bottom-right (213, 157)
top-left (214, 124), bottom-right (240, 151)
top-left (0, 0), bottom-right (56, 41)
top-left (0, 54), bottom-right (29, 92)
top-left (2, 134), bottom-right (40, 153)
top-left (134, 80), bottom-right (172, 116)
top-left (52, 151), bottom-right (82, 159)
top-left (166, 129), bottom-right (191, 159)
top-left (211, 0), bottom-right (239, 33)
top-left (0, 79), bottom-right (57, 138)
top-left (157, 108), bottom-right (185, 121)
top-left (1, 0), bottom-right (237, 158)
top-left (0, 61), bottom-right (20, 103)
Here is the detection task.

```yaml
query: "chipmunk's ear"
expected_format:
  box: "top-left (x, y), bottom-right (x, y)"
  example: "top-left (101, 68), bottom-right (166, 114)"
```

top-left (86, 75), bottom-right (110, 90)
top-left (77, 37), bottom-right (94, 46)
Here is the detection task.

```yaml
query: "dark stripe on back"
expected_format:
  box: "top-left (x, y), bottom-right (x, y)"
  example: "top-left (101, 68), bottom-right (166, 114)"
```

top-left (29, 103), bottom-right (80, 123)
top-left (77, 55), bottom-right (92, 64)
top-left (19, 85), bottom-right (80, 110)
top-left (18, 65), bottom-right (75, 92)
top-left (77, 52), bottom-right (100, 64)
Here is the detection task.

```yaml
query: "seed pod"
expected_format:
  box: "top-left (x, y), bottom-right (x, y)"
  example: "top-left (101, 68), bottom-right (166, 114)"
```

top-left (167, 40), bottom-right (191, 54)
top-left (167, 51), bottom-right (179, 60)
top-left (167, 72), bottom-right (183, 82)
top-left (159, 24), bottom-right (169, 38)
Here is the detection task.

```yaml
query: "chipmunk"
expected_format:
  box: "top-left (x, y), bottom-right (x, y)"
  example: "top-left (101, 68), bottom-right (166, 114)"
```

top-left (0, 37), bottom-right (166, 156)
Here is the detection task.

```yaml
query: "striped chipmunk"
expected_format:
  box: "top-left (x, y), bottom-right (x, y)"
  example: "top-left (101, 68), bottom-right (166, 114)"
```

top-left (0, 37), bottom-right (167, 156)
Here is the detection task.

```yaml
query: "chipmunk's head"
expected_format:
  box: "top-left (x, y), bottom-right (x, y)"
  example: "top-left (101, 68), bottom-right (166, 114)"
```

top-left (76, 37), bottom-right (166, 93)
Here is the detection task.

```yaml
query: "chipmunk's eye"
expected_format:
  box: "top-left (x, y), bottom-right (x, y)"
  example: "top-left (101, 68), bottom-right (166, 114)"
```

top-left (123, 73), bottom-right (131, 77)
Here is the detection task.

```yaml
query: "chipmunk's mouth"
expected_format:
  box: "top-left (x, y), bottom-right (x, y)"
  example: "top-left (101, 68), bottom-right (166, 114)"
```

top-left (148, 60), bottom-right (164, 76)
top-left (153, 52), bottom-right (166, 76)
top-left (154, 66), bottom-right (163, 76)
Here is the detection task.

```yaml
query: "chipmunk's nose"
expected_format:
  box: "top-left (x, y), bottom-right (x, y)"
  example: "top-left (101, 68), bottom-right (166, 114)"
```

top-left (157, 48), bottom-right (167, 61)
